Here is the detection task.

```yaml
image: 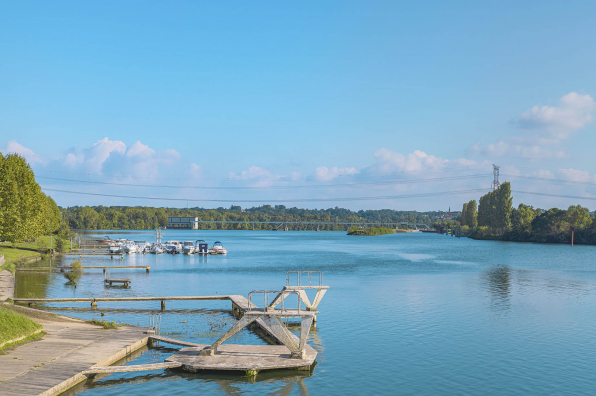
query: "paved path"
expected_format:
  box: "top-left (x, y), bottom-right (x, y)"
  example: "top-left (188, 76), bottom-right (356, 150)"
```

top-left (0, 305), bottom-right (147, 396)
top-left (0, 270), bottom-right (14, 301)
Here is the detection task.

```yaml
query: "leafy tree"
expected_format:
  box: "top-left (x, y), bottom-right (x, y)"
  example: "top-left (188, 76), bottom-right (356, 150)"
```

top-left (566, 205), bottom-right (591, 230)
top-left (461, 203), bottom-right (468, 226)
top-left (465, 200), bottom-right (478, 228)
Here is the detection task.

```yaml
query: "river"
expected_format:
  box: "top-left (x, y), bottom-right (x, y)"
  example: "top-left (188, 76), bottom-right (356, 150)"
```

top-left (16, 230), bottom-right (596, 395)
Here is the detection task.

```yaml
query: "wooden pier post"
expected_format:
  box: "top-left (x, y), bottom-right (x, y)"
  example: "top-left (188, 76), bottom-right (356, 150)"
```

top-left (161, 300), bottom-right (166, 311)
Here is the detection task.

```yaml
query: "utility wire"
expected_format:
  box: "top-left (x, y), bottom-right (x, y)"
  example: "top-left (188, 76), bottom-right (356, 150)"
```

top-left (512, 190), bottom-right (596, 201)
top-left (41, 187), bottom-right (491, 203)
top-left (37, 174), bottom-right (491, 190)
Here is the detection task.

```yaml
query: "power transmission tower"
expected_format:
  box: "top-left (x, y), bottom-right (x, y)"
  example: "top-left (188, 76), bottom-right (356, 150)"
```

top-left (491, 164), bottom-right (500, 191)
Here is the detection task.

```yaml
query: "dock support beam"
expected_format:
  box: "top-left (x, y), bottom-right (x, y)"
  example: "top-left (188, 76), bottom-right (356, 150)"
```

top-left (161, 300), bottom-right (166, 311)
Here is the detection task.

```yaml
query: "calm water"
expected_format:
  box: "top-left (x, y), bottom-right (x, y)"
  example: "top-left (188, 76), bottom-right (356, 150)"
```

top-left (16, 230), bottom-right (596, 395)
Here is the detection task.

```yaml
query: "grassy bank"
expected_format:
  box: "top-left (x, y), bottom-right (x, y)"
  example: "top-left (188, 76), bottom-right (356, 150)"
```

top-left (0, 235), bottom-right (75, 273)
top-left (0, 305), bottom-right (43, 351)
top-left (347, 226), bottom-right (395, 236)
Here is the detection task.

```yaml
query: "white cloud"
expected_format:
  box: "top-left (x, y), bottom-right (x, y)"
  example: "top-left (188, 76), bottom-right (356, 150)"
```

top-left (126, 140), bottom-right (155, 158)
top-left (557, 168), bottom-right (595, 183)
top-left (313, 166), bottom-right (357, 181)
top-left (229, 166), bottom-right (283, 187)
top-left (84, 137), bottom-right (126, 173)
top-left (468, 140), bottom-right (565, 160)
top-left (518, 92), bottom-right (595, 138)
top-left (365, 148), bottom-right (479, 175)
top-left (3, 140), bottom-right (42, 164)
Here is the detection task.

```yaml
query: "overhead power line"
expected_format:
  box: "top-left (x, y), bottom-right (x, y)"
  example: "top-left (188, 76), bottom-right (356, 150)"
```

top-left (503, 174), bottom-right (596, 186)
top-left (512, 190), bottom-right (596, 201)
top-left (41, 187), bottom-right (491, 203)
top-left (36, 174), bottom-right (491, 190)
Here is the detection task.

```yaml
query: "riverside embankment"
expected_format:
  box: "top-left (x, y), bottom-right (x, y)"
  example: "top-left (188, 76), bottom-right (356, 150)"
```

top-left (0, 304), bottom-right (148, 396)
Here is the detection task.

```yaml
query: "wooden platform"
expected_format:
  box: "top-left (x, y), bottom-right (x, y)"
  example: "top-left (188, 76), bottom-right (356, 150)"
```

top-left (82, 362), bottom-right (181, 375)
top-left (165, 344), bottom-right (317, 372)
top-left (104, 278), bottom-right (131, 287)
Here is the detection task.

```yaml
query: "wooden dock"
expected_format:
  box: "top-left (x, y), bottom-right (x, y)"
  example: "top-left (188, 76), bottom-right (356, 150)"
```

top-left (165, 344), bottom-right (316, 372)
top-left (17, 265), bottom-right (151, 273)
top-left (82, 362), bottom-right (181, 375)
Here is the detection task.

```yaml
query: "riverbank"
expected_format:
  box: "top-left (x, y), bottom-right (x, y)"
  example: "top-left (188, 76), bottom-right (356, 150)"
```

top-left (0, 235), bottom-right (77, 273)
top-left (0, 304), bottom-right (43, 351)
top-left (0, 304), bottom-right (148, 396)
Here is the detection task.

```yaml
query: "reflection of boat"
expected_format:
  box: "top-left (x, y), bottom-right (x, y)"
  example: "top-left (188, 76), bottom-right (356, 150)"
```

top-left (150, 244), bottom-right (163, 254)
top-left (211, 241), bottom-right (227, 255)
top-left (183, 241), bottom-right (195, 254)
top-left (195, 239), bottom-right (208, 254)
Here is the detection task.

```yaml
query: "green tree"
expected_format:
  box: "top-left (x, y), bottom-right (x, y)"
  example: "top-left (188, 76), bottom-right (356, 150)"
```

top-left (461, 203), bottom-right (468, 226)
top-left (511, 204), bottom-right (539, 232)
top-left (566, 205), bottom-right (592, 230)
top-left (465, 200), bottom-right (478, 228)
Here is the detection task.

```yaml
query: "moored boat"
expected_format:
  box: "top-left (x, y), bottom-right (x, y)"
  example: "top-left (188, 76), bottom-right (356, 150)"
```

top-left (195, 239), bottom-right (209, 254)
top-left (150, 244), bottom-right (164, 254)
top-left (211, 241), bottom-right (227, 255)
top-left (183, 241), bottom-right (195, 254)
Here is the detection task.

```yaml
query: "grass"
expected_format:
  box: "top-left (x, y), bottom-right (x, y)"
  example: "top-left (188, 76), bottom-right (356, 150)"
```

top-left (0, 305), bottom-right (43, 350)
top-left (0, 331), bottom-right (46, 354)
top-left (90, 318), bottom-right (119, 329)
top-left (0, 235), bottom-right (77, 273)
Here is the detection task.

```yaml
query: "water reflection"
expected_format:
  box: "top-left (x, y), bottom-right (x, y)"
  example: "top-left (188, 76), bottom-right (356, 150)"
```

top-left (481, 265), bottom-right (512, 313)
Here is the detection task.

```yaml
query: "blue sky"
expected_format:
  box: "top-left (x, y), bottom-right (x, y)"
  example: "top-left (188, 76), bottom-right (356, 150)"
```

top-left (2, 1), bottom-right (596, 210)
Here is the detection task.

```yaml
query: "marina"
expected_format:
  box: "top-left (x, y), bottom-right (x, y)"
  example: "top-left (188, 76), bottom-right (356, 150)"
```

top-left (6, 230), bottom-right (596, 395)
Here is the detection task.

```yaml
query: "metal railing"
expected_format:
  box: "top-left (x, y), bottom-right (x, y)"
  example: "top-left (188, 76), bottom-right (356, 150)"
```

top-left (149, 314), bottom-right (161, 335)
top-left (286, 271), bottom-right (323, 287)
top-left (247, 290), bottom-right (300, 314)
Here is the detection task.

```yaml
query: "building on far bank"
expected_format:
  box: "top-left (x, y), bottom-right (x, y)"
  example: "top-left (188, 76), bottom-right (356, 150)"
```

top-left (167, 217), bottom-right (199, 229)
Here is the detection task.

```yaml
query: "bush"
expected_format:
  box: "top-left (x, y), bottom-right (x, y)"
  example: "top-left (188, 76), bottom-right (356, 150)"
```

top-left (55, 238), bottom-right (66, 253)
top-left (37, 239), bottom-right (48, 254)
top-left (63, 261), bottom-right (83, 285)
top-left (90, 318), bottom-right (118, 329)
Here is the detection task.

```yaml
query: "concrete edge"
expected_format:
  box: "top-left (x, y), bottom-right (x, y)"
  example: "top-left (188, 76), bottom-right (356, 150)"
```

top-left (0, 303), bottom-right (86, 323)
top-left (0, 329), bottom-right (44, 350)
top-left (38, 335), bottom-right (149, 396)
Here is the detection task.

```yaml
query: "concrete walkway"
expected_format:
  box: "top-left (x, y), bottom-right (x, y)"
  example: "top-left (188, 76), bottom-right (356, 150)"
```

top-left (0, 305), bottom-right (148, 396)
top-left (0, 270), bottom-right (14, 301)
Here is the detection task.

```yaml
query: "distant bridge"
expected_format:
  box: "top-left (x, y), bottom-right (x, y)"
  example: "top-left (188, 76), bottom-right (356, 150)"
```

top-left (183, 220), bottom-right (430, 231)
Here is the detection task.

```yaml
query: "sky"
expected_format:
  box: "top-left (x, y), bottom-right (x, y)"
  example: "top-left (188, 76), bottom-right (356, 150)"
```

top-left (2, 1), bottom-right (596, 211)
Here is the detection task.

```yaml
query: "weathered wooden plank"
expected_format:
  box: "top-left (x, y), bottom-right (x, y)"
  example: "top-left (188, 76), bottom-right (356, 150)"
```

top-left (83, 362), bottom-right (181, 374)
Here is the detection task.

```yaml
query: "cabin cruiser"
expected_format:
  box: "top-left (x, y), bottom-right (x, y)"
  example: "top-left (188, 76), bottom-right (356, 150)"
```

top-left (108, 245), bottom-right (121, 254)
top-left (136, 241), bottom-right (151, 253)
top-left (183, 241), bottom-right (195, 254)
top-left (150, 244), bottom-right (164, 254)
top-left (195, 239), bottom-right (209, 254)
top-left (122, 243), bottom-right (138, 254)
top-left (211, 241), bottom-right (227, 255)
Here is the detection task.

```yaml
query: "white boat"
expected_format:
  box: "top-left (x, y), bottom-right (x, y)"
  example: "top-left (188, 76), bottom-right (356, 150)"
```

top-left (150, 244), bottom-right (164, 254)
top-left (135, 241), bottom-right (150, 253)
top-left (108, 245), bottom-right (121, 254)
top-left (183, 241), bottom-right (195, 254)
top-left (211, 241), bottom-right (227, 255)
top-left (122, 243), bottom-right (138, 254)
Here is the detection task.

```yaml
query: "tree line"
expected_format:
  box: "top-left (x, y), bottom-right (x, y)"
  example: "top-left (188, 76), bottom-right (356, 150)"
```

top-left (62, 205), bottom-right (450, 231)
top-left (0, 154), bottom-right (63, 243)
top-left (461, 182), bottom-right (596, 244)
